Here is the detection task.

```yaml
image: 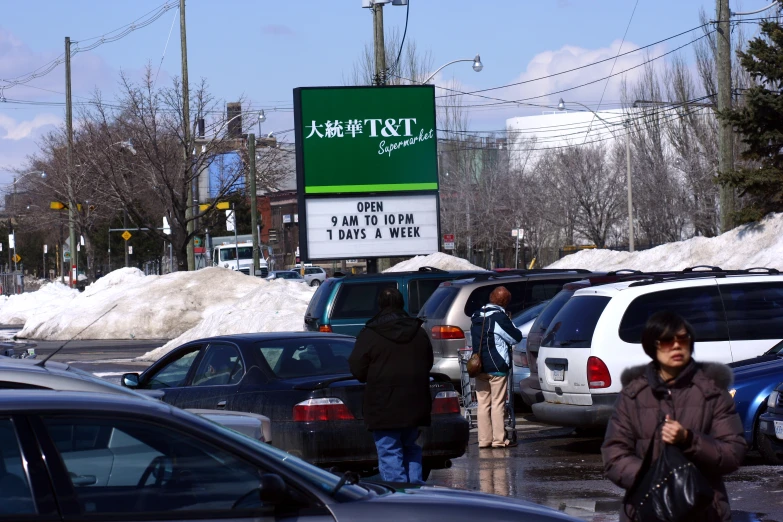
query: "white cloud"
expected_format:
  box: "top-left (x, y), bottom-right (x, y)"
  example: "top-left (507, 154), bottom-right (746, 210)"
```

top-left (0, 113), bottom-right (60, 140)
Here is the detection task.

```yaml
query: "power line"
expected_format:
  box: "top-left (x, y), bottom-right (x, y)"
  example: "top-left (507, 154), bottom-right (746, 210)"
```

top-left (584, 0), bottom-right (639, 144)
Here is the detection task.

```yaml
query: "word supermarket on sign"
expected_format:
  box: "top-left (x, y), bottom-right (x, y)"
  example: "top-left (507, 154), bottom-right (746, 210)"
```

top-left (305, 194), bottom-right (438, 259)
top-left (305, 118), bottom-right (434, 158)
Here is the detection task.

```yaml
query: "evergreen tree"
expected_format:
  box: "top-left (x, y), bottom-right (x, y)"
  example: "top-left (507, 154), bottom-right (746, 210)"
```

top-left (720, 21), bottom-right (783, 223)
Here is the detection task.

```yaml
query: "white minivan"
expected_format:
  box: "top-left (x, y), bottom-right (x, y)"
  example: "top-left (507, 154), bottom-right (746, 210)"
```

top-left (532, 270), bottom-right (783, 428)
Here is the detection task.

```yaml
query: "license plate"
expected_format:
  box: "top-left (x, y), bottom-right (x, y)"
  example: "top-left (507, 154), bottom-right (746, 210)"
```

top-left (775, 421), bottom-right (783, 440)
top-left (552, 365), bottom-right (565, 382)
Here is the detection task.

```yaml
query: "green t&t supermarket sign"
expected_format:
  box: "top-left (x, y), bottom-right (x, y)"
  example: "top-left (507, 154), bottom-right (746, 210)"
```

top-left (293, 85), bottom-right (438, 195)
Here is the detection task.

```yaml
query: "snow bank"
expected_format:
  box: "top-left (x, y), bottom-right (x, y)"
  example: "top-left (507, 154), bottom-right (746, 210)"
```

top-left (17, 268), bottom-right (314, 346)
top-left (548, 213), bottom-right (783, 272)
top-left (0, 283), bottom-right (78, 325)
top-left (385, 252), bottom-right (483, 272)
top-left (139, 279), bottom-right (315, 361)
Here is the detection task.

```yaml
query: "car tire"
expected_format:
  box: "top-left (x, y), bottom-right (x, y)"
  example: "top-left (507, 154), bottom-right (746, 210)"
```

top-left (756, 418), bottom-right (783, 465)
top-left (311, 279), bottom-right (321, 287)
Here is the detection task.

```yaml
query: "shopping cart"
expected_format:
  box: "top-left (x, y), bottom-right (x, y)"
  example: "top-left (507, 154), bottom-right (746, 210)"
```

top-left (458, 345), bottom-right (517, 442)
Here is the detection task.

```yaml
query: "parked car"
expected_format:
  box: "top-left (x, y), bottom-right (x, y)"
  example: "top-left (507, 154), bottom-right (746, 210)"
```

top-left (532, 267), bottom-right (783, 428)
top-left (728, 339), bottom-right (783, 464)
top-left (0, 390), bottom-right (580, 521)
top-left (510, 300), bottom-right (550, 399)
top-left (121, 332), bottom-right (469, 478)
top-left (758, 382), bottom-right (783, 464)
top-left (292, 266), bottom-right (328, 287)
top-left (0, 355), bottom-right (272, 443)
top-left (303, 266), bottom-right (488, 337)
top-left (267, 270), bottom-right (307, 282)
top-left (520, 273), bottom-right (643, 408)
top-left (419, 270), bottom-right (591, 384)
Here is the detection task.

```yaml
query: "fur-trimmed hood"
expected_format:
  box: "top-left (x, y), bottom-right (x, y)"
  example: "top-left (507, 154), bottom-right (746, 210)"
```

top-left (620, 361), bottom-right (733, 399)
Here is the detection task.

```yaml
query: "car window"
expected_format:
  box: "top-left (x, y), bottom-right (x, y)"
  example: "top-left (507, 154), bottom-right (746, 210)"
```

top-left (525, 280), bottom-right (574, 307)
top-left (720, 282), bottom-right (783, 341)
top-left (542, 296), bottom-right (611, 348)
top-left (464, 282), bottom-right (526, 317)
top-left (256, 339), bottom-right (355, 379)
top-left (0, 418), bottom-right (35, 515)
top-left (408, 278), bottom-right (446, 316)
top-left (512, 300), bottom-right (549, 328)
top-left (191, 343), bottom-right (244, 387)
top-left (418, 286), bottom-right (460, 319)
top-left (619, 286), bottom-right (729, 343)
top-left (331, 281), bottom-right (398, 319)
top-left (144, 348), bottom-right (201, 390)
top-left (41, 416), bottom-right (312, 517)
top-left (305, 279), bottom-right (337, 319)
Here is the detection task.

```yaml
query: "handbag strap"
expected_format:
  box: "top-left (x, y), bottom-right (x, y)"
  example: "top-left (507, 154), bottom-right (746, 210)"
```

top-left (477, 313), bottom-right (487, 357)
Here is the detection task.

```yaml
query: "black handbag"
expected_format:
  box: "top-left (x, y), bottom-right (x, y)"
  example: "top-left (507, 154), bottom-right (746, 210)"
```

top-left (626, 421), bottom-right (714, 522)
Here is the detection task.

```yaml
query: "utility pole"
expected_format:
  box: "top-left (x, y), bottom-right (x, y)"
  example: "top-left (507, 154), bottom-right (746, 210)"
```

top-left (248, 134), bottom-right (260, 275)
top-left (716, 0), bottom-right (735, 232)
top-left (180, 0), bottom-right (194, 270)
top-left (65, 36), bottom-right (77, 287)
top-left (372, 2), bottom-right (386, 85)
top-left (626, 121), bottom-right (634, 252)
top-left (124, 210), bottom-right (129, 268)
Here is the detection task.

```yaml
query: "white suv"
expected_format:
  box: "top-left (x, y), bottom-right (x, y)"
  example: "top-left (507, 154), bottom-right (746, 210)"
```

top-left (532, 269), bottom-right (783, 428)
top-left (292, 266), bottom-right (327, 287)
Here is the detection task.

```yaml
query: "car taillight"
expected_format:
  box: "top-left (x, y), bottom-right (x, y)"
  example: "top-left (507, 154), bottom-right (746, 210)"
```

top-left (587, 356), bottom-right (611, 389)
top-left (293, 398), bottom-right (354, 421)
top-left (431, 391), bottom-right (460, 414)
top-left (318, 325), bottom-right (333, 333)
top-left (431, 326), bottom-right (465, 340)
top-left (513, 350), bottom-right (528, 368)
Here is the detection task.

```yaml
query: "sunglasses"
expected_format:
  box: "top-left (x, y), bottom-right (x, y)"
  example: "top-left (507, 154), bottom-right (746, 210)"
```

top-left (656, 334), bottom-right (691, 351)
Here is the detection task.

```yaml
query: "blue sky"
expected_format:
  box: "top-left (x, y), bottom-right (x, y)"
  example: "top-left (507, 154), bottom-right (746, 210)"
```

top-left (0, 0), bottom-right (772, 184)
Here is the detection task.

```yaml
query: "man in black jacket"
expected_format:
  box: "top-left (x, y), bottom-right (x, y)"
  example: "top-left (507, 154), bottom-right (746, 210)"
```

top-left (470, 286), bottom-right (523, 448)
top-left (349, 288), bottom-right (433, 484)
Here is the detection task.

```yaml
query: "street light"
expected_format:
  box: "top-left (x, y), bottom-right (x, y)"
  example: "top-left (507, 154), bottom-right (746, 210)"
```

top-left (423, 55), bottom-right (483, 84)
top-left (558, 98), bottom-right (635, 252)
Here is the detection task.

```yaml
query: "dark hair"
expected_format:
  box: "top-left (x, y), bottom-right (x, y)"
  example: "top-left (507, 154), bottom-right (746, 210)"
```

top-left (378, 288), bottom-right (404, 310)
top-left (640, 311), bottom-right (695, 360)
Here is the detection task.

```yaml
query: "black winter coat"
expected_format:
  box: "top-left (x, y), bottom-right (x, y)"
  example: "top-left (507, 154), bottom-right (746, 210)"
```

top-left (349, 308), bottom-right (434, 431)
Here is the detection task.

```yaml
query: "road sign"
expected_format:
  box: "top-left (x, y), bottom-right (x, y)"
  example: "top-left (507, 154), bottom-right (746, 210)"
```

top-left (216, 201), bottom-right (231, 210)
top-left (12, 254), bottom-right (21, 263)
top-left (443, 233), bottom-right (455, 250)
top-left (122, 231), bottom-right (132, 241)
top-left (49, 201), bottom-right (65, 210)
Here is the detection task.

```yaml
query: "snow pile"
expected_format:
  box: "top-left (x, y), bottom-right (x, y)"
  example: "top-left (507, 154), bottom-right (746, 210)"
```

top-left (139, 279), bottom-right (315, 361)
top-left (548, 213), bottom-right (783, 272)
top-left (0, 283), bottom-right (78, 325)
top-left (385, 252), bottom-right (483, 272)
top-left (17, 268), bottom-right (314, 345)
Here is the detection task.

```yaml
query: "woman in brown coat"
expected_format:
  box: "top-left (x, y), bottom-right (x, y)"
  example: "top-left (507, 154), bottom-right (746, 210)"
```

top-left (601, 311), bottom-right (746, 522)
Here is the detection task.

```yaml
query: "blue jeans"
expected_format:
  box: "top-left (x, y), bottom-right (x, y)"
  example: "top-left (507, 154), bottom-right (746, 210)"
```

top-left (372, 428), bottom-right (424, 484)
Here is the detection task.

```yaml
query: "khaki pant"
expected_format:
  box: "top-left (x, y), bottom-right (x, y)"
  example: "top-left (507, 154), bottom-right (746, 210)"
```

top-left (475, 373), bottom-right (508, 447)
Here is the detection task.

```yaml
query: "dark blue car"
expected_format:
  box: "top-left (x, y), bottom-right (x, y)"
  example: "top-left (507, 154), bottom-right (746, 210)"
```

top-left (729, 340), bottom-right (783, 464)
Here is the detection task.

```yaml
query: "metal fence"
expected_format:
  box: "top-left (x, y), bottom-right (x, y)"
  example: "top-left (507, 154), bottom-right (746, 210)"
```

top-left (0, 272), bottom-right (24, 296)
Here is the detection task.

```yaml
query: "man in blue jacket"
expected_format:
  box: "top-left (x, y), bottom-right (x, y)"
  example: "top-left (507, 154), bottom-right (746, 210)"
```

top-left (470, 286), bottom-right (523, 448)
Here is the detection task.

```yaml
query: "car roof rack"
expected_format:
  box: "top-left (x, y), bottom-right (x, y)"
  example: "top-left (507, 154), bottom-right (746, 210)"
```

top-left (626, 266), bottom-right (781, 287)
top-left (466, 269), bottom-right (592, 283)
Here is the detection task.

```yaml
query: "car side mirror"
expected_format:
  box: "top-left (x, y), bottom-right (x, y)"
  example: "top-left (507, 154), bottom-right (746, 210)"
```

top-left (122, 373), bottom-right (140, 388)
top-left (257, 473), bottom-right (287, 504)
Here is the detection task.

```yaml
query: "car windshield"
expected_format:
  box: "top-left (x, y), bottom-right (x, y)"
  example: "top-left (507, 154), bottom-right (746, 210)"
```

top-left (191, 410), bottom-right (368, 500)
top-left (418, 286), bottom-right (459, 320)
top-left (512, 300), bottom-right (549, 328)
top-left (256, 338), bottom-right (354, 379)
top-left (541, 295), bottom-right (611, 348)
top-left (275, 272), bottom-right (301, 279)
top-left (766, 340), bottom-right (783, 355)
top-left (219, 247), bottom-right (252, 261)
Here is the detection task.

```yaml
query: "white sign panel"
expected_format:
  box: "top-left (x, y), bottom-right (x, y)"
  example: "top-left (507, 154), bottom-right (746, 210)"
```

top-left (306, 194), bottom-right (438, 259)
top-left (8, 234), bottom-right (14, 249)
top-left (226, 210), bottom-right (235, 231)
top-left (44, 244), bottom-right (48, 254)
top-left (283, 214), bottom-right (292, 224)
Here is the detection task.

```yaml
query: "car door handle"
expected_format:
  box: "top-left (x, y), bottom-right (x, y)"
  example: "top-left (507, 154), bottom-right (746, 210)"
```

top-left (217, 400), bottom-right (227, 409)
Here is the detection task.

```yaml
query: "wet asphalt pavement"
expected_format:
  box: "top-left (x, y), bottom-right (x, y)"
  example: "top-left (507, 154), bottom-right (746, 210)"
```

top-left (5, 334), bottom-right (783, 521)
